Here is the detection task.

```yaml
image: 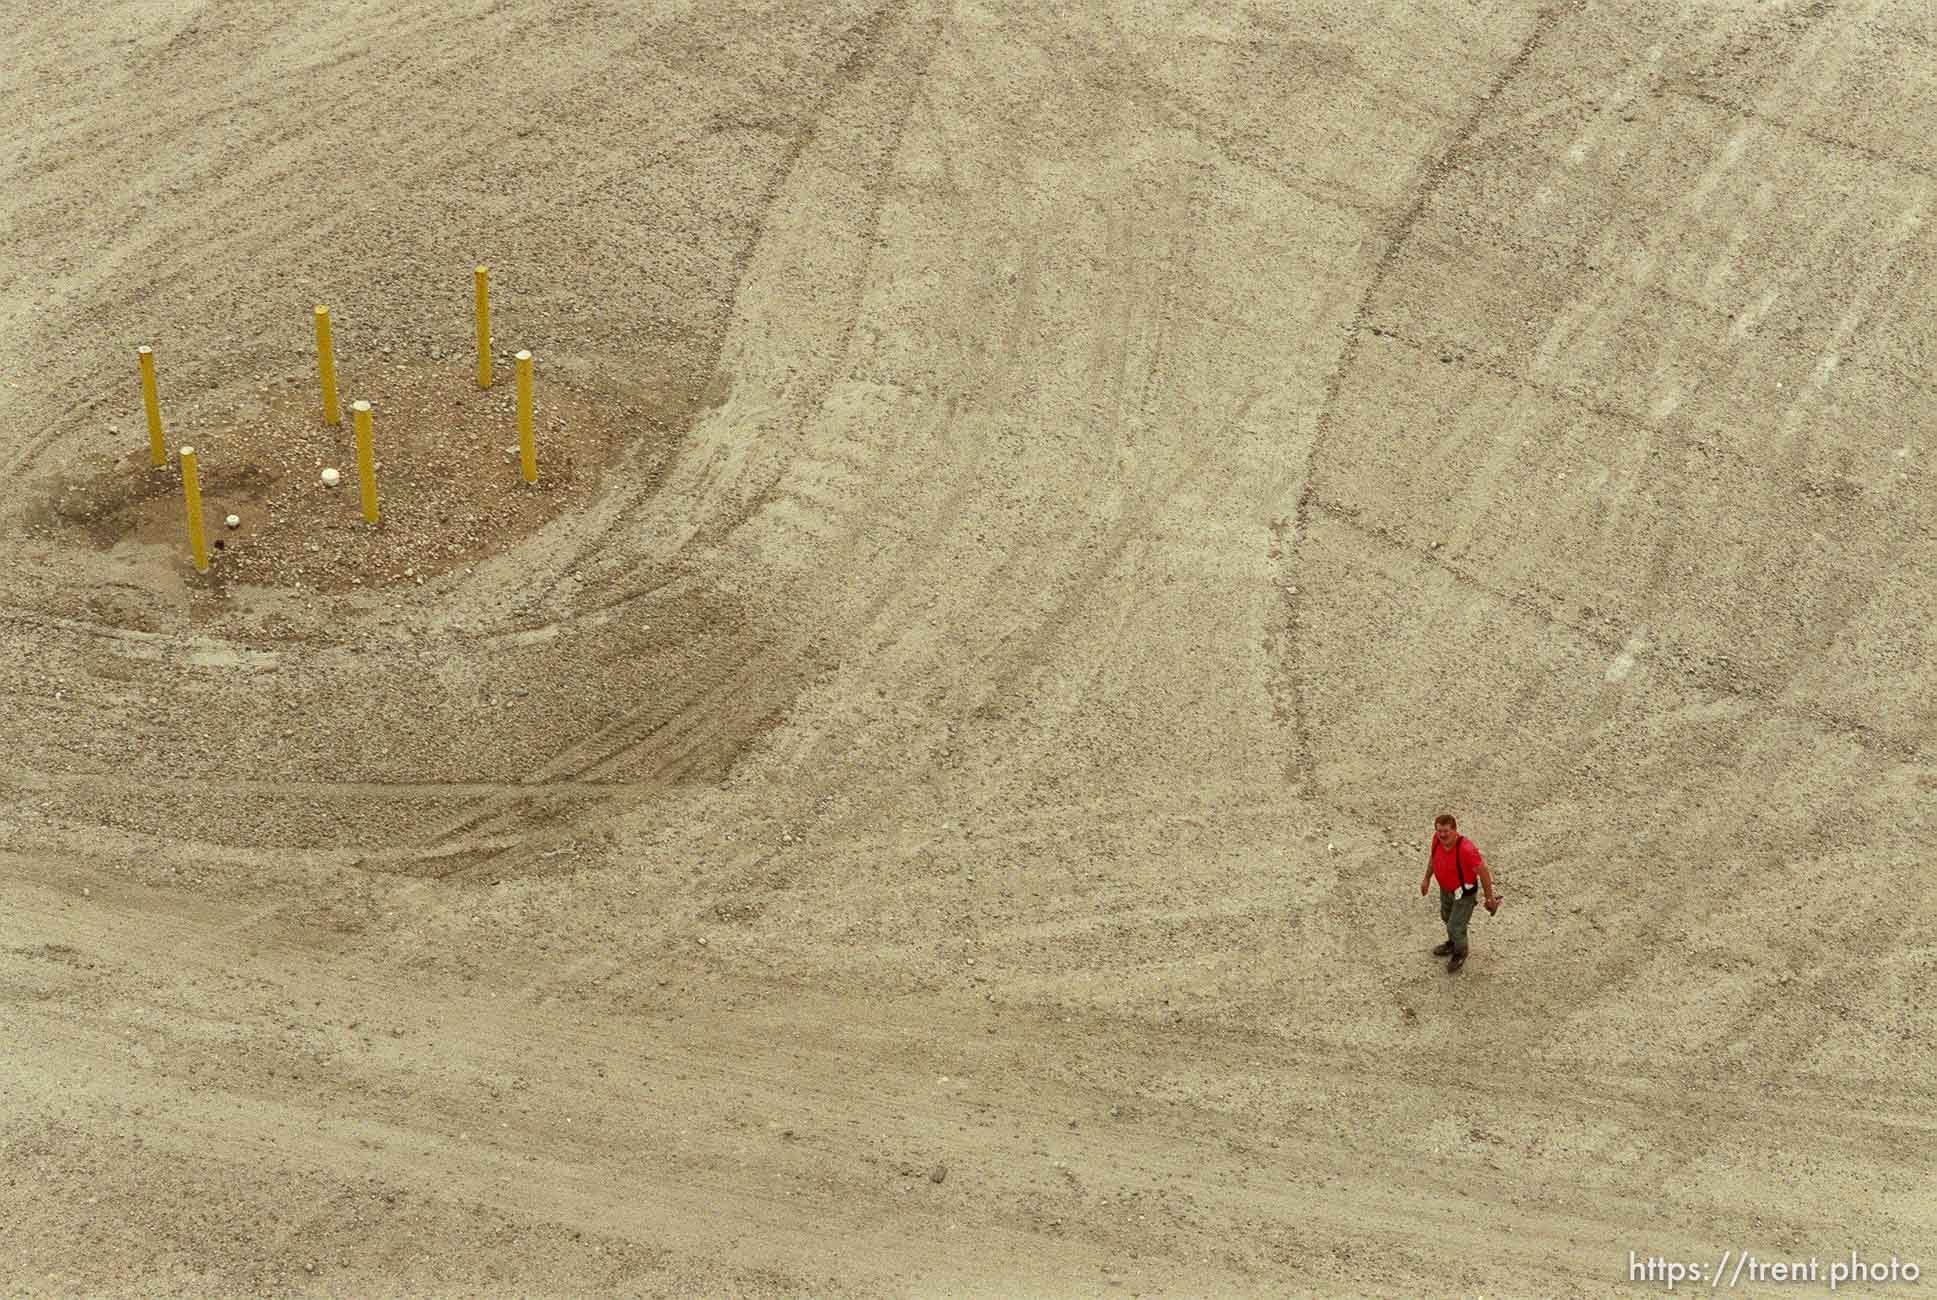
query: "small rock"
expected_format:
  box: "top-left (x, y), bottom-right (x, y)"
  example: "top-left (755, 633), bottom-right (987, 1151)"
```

top-left (929, 1164), bottom-right (947, 1184)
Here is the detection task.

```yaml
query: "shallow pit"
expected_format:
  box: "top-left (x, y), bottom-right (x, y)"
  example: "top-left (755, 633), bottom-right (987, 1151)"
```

top-left (29, 355), bottom-right (689, 597)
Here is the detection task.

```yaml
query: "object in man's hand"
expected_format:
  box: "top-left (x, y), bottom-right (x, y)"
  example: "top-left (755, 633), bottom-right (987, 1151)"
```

top-left (1485, 895), bottom-right (1501, 915)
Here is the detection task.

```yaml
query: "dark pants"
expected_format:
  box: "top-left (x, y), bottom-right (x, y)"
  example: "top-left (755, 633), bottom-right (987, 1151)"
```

top-left (1439, 887), bottom-right (1479, 956)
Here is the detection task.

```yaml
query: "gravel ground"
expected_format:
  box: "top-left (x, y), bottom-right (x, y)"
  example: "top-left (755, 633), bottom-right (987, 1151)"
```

top-left (3, 1), bottom-right (1933, 1296)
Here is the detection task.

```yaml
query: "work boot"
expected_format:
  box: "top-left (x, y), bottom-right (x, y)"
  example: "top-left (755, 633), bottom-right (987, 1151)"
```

top-left (1447, 950), bottom-right (1466, 973)
top-left (1432, 941), bottom-right (1455, 957)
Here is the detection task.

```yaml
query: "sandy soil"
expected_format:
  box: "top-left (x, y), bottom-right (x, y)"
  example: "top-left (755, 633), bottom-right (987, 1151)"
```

top-left (4, 1), bottom-right (1934, 1295)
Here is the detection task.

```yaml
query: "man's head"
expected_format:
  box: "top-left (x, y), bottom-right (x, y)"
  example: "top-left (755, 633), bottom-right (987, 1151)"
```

top-left (1434, 813), bottom-right (1458, 847)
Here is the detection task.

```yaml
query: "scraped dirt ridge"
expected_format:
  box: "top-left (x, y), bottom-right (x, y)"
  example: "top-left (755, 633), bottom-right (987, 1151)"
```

top-left (3, 2), bottom-right (1932, 1296)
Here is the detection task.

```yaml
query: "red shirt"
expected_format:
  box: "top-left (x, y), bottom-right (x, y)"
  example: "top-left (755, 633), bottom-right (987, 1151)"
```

top-left (1429, 834), bottom-right (1483, 894)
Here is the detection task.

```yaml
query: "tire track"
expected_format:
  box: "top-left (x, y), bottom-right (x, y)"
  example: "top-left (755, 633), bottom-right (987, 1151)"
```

top-left (1326, 323), bottom-right (1936, 753)
top-left (1, 768), bottom-right (647, 800)
top-left (18, 3), bottom-right (943, 873)
top-left (384, 639), bottom-right (795, 871)
top-left (521, 1), bottom-right (1018, 815)
top-left (830, 152), bottom-right (1283, 805)
top-left (4, 2), bottom-right (537, 483)
top-left (11, 868), bottom-right (1928, 1289)
top-left (372, 3), bottom-right (949, 872)
top-left (523, 0), bottom-right (937, 617)
top-left (1666, 82), bottom-right (1937, 183)
top-left (1286, 5), bottom-right (1571, 797)
top-left (1472, 0), bottom-right (1930, 828)
top-left (13, 1), bottom-right (960, 875)
top-left (1307, 498), bottom-right (1926, 765)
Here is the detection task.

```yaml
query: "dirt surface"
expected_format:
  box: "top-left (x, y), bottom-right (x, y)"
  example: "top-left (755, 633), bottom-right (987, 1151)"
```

top-left (4, 1), bottom-right (1935, 1296)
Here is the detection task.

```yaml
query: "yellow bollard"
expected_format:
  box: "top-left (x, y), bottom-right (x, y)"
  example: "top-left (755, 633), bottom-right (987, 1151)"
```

top-left (138, 346), bottom-right (164, 465)
top-left (314, 305), bottom-right (341, 425)
top-left (179, 445), bottom-right (209, 572)
top-left (515, 350), bottom-right (536, 482)
top-left (352, 400), bottom-right (379, 524)
top-left (474, 266), bottom-right (492, 388)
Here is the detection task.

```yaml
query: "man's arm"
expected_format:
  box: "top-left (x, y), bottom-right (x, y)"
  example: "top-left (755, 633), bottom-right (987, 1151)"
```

top-left (1477, 857), bottom-right (1501, 910)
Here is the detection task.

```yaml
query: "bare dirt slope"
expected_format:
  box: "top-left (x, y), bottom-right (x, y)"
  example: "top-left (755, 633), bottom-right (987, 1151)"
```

top-left (4, 1), bottom-right (1934, 1295)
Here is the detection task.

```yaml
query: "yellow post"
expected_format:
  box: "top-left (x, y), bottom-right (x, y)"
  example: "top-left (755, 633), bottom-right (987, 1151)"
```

top-left (352, 400), bottom-right (379, 524)
top-left (179, 445), bottom-right (209, 572)
top-left (474, 266), bottom-right (492, 388)
top-left (138, 346), bottom-right (164, 465)
top-left (516, 350), bottom-right (536, 482)
top-left (314, 305), bottom-right (341, 424)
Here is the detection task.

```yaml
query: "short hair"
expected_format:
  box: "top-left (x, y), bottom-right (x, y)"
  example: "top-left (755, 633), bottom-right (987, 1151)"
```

top-left (1435, 813), bottom-right (1457, 829)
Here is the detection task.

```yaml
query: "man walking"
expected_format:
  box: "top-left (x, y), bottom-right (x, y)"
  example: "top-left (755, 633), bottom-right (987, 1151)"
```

top-left (1419, 813), bottom-right (1500, 973)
